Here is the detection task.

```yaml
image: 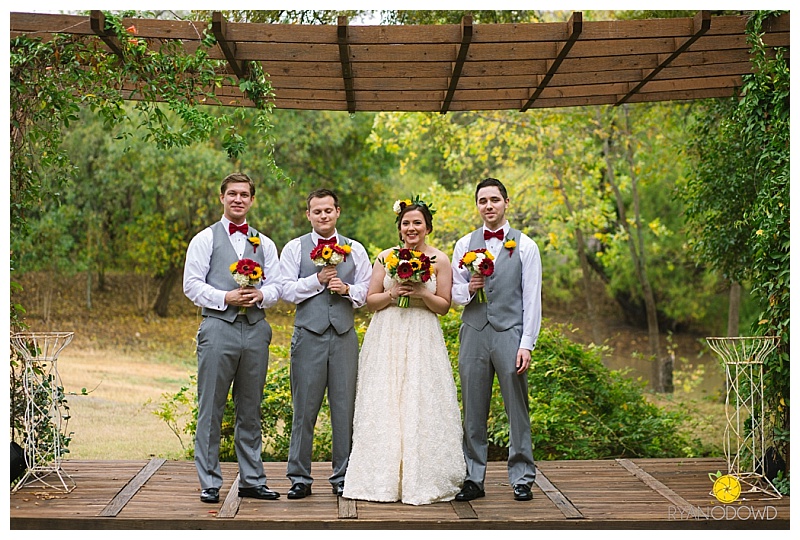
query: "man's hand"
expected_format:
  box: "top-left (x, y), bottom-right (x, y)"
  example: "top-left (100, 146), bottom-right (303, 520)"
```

top-left (317, 265), bottom-right (337, 285)
top-left (516, 348), bottom-right (531, 375)
top-left (468, 274), bottom-right (486, 294)
top-left (328, 277), bottom-right (349, 295)
top-left (225, 287), bottom-right (262, 307)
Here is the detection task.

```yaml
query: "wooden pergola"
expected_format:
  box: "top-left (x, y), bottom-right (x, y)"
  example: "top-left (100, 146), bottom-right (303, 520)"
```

top-left (10, 10), bottom-right (790, 113)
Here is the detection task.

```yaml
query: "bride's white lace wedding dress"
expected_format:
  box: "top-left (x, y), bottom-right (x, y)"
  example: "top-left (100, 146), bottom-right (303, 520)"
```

top-left (343, 275), bottom-right (465, 505)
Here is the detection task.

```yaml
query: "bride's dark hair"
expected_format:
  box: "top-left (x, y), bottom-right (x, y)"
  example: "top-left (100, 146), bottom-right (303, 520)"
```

top-left (397, 203), bottom-right (434, 242)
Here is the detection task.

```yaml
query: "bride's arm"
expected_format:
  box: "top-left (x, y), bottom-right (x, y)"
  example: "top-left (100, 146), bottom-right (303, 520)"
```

top-left (366, 252), bottom-right (399, 312)
top-left (413, 251), bottom-right (452, 316)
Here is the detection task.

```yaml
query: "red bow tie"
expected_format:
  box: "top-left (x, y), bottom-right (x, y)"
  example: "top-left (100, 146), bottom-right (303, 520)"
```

top-left (484, 229), bottom-right (504, 241)
top-left (317, 237), bottom-right (337, 247)
top-left (229, 223), bottom-right (249, 235)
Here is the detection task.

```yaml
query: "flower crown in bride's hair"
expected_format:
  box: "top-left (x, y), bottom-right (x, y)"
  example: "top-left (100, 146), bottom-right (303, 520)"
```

top-left (393, 195), bottom-right (437, 222)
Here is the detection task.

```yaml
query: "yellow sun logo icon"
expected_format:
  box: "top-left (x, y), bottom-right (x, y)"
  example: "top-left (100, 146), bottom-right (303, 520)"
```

top-left (711, 473), bottom-right (742, 503)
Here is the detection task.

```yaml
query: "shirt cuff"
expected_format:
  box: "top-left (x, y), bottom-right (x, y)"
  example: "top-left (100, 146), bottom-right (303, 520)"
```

top-left (519, 337), bottom-right (536, 351)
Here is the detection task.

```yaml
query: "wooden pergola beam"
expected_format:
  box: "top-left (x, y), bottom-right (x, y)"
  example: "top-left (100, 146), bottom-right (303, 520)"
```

top-left (11, 11), bottom-right (785, 112)
top-left (520, 11), bottom-right (582, 112)
top-left (338, 16), bottom-right (356, 114)
top-left (616, 10), bottom-right (711, 105)
top-left (440, 15), bottom-right (473, 114)
top-left (89, 10), bottom-right (124, 58)
top-left (212, 12), bottom-right (249, 80)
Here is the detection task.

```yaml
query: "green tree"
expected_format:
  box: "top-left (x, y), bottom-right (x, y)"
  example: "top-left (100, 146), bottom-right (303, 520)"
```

top-left (193, 9), bottom-right (364, 24)
top-left (370, 103), bottom-right (722, 393)
top-left (234, 109), bottom-right (399, 250)
top-left (10, 10), bottom-right (278, 320)
top-left (683, 11), bottom-right (789, 466)
top-left (110, 136), bottom-right (235, 316)
top-left (9, 10), bottom-right (280, 451)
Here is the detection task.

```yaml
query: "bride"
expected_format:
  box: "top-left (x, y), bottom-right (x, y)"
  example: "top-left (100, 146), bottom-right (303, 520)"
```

top-left (342, 198), bottom-right (465, 506)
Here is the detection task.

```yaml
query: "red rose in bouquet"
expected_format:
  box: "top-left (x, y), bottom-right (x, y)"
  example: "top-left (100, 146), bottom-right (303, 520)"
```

top-left (458, 248), bottom-right (495, 303)
top-left (381, 247), bottom-right (436, 307)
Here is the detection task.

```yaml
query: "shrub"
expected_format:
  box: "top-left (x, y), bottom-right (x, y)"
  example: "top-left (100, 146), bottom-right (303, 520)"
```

top-left (160, 311), bottom-right (707, 461)
top-left (441, 310), bottom-right (708, 460)
top-left (156, 359), bottom-right (333, 462)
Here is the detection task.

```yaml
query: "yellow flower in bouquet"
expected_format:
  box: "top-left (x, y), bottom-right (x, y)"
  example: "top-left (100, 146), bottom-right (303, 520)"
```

top-left (230, 258), bottom-right (264, 313)
top-left (310, 242), bottom-right (350, 266)
top-left (458, 248), bottom-right (494, 303)
top-left (381, 247), bottom-right (435, 307)
top-left (230, 259), bottom-right (264, 287)
top-left (310, 240), bottom-right (351, 293)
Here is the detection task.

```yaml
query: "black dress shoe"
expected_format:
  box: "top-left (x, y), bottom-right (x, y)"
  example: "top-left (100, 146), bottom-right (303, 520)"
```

top-left (238, 485), bottom-right (280, 500)
top-left (455, 480), bottom-right (485, 502)
top-left (513, 484), bottom-right (533, 501)
top-left (287, 483), bottom-right (312, 499)
top-left (332, 481), bottom-right (344, 496)
top-left (200, 487), bottom-right (219, 503)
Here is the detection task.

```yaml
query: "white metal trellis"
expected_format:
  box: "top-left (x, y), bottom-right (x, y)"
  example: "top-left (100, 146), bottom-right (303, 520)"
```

top-left (11, 332), bottom-right (76, 493)
top-left (706, 336), bottom-right (782, 499)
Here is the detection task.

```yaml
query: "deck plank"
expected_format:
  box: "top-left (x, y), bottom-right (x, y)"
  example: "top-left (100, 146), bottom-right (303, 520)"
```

top-left (535, 466), bottom-right (584, 519)
top-left (616, 458), bottom-right (706, 518)
top-left (217, 473), bottom-right (241, 518)
top-left (98, 458), bottom-right (166, 517)
top-left (9, 459), bottom-right (790, 529)
top-left (450, 500), bottom-right (478, 519)
top-left (338, 497), bottom-right (358, 519)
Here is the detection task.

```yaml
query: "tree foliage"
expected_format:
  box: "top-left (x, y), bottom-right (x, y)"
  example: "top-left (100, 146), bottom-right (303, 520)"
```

top-left (10, 10), bottom-right (279, 319)
top-left (683, 11), bottom-right (789, 463)
top-left (369, 102), bottom-right (724, 339)
top-left (9, 9), bottom-right (280, 449)
top-left (10, 9), bottom-right (788, 462)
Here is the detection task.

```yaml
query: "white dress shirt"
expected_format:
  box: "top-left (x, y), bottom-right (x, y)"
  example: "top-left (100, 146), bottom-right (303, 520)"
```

top-left (183, 216), bottom-right (282, 310)
top-left (279, 230), bottom-right (372, 308)
top-left (451, 221), bottom-right (542, 351)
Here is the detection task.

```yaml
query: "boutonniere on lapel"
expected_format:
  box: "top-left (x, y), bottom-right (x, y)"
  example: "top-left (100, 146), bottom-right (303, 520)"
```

top-left (504, 235), bottom-right (517, 257)
top-left (247, 231), bottom-right (261, 254)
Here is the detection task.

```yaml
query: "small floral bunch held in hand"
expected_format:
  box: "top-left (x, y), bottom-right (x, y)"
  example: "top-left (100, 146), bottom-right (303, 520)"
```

top-left (310, 242), bottom-right (351, 267)
top-left (230, 259), bottom-right (264, 287)
top-left (310, 241), bottom-right (351, 293)
top-left (459, 248), bottom-right (494, 303)
top-left (230, 259), bottom-right (264, 312)
top-left (382, 247), bottom-right (435, 307)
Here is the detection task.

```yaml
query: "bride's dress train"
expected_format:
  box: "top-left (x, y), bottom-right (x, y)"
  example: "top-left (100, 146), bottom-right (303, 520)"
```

top-left (343, 276), bottom-right (465, 505)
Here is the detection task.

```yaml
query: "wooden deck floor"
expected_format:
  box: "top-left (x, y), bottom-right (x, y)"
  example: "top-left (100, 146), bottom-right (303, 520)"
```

top-left (9, 458), bottom-right (790, 529)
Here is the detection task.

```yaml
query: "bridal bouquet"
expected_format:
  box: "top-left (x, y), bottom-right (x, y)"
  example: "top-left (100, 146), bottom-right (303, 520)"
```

top-left (230, 259), bottom-right (264, 312)
top-left (382, 247), bottom-right (434, 308)
top-left (458, 248), bottom-right (494, 303)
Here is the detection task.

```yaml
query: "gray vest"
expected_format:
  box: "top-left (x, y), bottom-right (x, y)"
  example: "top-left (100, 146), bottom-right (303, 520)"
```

top-left (462, 227), bottom-right (523, 332)
top-left (201, 221), bottom-right (267, 324)
top-left (294, 233), bottom-right (356, 335)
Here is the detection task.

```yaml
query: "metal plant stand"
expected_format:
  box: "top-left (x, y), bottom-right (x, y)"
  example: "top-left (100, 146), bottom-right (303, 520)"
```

top-left (706, 336), bottom-right (782, 499)
top-left (11, 332), bottom-right (76, 493)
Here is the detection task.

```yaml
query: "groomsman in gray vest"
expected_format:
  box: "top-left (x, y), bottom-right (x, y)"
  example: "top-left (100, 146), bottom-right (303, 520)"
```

top-left (451, 177), bottom-right (542, 502)
top-left (183, 172), bottom-right (283, 504)
top-left (279, 188), bottom-right (371, 499)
